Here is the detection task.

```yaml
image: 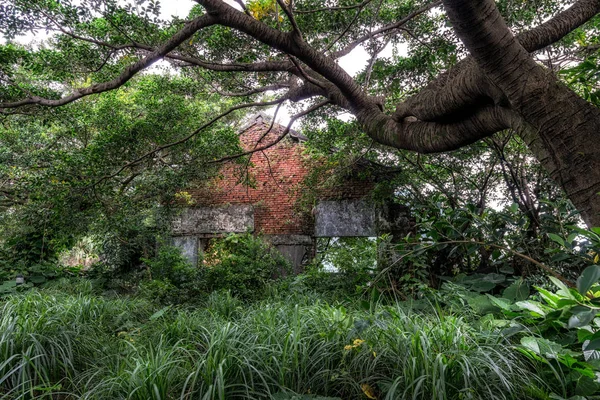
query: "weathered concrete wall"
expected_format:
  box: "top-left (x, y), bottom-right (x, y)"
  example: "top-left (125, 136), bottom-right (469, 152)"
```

top-left (171, 236), bottom-right (199, 267)
top-left (172, 205), bottom-right (254, 235)
top-left (314, 199), bottom-right (377, 237)
top-left (264, 234), bottom-right (313, 273)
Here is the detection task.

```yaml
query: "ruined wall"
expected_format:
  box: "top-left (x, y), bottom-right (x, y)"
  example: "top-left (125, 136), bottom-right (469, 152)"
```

top-left (187, 118), bottom-right (314, 235)
top-left (174, 115), bottom-right (391, 270)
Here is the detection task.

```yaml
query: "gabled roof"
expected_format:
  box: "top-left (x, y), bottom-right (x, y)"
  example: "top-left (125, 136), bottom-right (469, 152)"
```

top-left (239, 112), bottom-right (308, 143)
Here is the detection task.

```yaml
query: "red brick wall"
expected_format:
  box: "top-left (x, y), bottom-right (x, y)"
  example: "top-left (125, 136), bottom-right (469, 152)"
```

top-left (189, 118), bottom-right (374, 235)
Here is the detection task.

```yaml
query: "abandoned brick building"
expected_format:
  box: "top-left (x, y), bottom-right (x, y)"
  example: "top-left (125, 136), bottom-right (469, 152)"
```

top-left (172, 113), bottom-right (411, 271)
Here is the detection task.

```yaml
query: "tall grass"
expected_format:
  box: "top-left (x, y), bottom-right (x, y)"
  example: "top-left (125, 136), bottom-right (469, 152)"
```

top-left (0, 283), bottom-right (552, 399)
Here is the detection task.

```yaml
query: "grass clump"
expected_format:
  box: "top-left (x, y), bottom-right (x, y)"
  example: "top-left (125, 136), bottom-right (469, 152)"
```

top-left (1, 284), bottom-right (552, 399)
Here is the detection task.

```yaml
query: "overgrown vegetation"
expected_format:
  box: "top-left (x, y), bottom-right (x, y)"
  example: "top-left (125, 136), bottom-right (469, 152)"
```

top-left (0, 281), bottom-right (558, 400)
top-left (2, 0), bottom-right (600, 398)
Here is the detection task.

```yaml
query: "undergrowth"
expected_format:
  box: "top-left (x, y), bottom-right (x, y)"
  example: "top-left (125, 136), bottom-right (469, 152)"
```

top-left (0, 280), bottom-right (554, 400)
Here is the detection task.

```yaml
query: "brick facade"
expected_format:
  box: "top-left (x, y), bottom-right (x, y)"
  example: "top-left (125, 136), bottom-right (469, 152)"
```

top-left (188, 114), bottom-right (374, 236)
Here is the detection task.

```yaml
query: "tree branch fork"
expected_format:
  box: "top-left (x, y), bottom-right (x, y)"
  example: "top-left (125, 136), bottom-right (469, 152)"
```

top-left (2, 0), bottom-right (599, 199)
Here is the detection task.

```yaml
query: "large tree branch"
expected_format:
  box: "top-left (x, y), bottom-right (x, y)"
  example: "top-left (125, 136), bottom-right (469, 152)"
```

top-left (396, 0), bottom-right (600, 122)
top-left (0, 14), bottom-right (216, 109)
top-left (359, 104), bottom-right (521, 153)
top-left (40, 21), bottom-right (295, 73)
top-left (198, 0), bottom-right (374, 112)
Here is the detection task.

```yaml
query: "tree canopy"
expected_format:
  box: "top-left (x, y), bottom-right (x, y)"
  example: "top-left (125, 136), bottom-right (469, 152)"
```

top-left (0, 0), bottom-right (599, 230)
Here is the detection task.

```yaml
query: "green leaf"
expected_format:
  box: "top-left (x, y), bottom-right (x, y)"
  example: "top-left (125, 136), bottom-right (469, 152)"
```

top-left (470, 281), bottom-right (497, 292)
top-left (520, 336), bottom-right (566, 359)
top-left (520, 336), bottom-right (541, 354)
top-left (515, 300), bottom-right (547, 317)
top-left (568, 309), bottom-right (597, 328)
top-left (577, 265), bottom-right (600, 295)
top-left (566, 225), bottom-right (600, 243)
top-left (547, 233), bottom-right (565, 247)
top-left (583, 338), bottom-right (600, 351)
top-left (482, 273), bottom-right (506, 284)
top-left (577, 329), bottom-right (593, 343)
top-left (487, 294), bottom-right (513, 311)
top-left (556, 298), bottom-right (578, 308)
top-left (502, 279), bottom-right (529, 301)
top-left (549, 276), bottom-right (574, 299)
top-left (534, 286), bottom-right (560, 308)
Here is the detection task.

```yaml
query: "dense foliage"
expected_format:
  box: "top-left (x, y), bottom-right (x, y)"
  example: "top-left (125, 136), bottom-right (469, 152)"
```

top-left (1, 0), bottom-right (600, 398)
top-left (0, 282), bottom-right (563, 399)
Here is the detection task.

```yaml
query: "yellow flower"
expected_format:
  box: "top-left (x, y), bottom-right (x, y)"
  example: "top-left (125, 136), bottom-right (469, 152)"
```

top-left (353, 339), bottom-right (365, 346)
top-left (361, 383), bottom-right (377, 399)
top-left (344, 345), bottom-right (353, 350)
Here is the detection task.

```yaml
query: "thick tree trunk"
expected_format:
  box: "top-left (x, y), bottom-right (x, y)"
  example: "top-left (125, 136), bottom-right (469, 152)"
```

top-left (518, 83), bottom-right (600, 228)
top-left (443, 0), bottom-right (600, 228)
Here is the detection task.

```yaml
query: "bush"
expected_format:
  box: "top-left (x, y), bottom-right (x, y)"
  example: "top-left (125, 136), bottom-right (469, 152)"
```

top-left (300, 237), bottom-right (378, 297)
top-left (142, 243), bottom-right (198, 285)
top-left (202, 233), bottom-right (290, 300)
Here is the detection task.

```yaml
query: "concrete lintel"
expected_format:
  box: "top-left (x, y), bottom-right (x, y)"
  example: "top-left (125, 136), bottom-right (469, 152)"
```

top-left (315, 199), bottom-right (377, 237)
top-left (172, 205), bottom-right (254, 235)
top-left (263, 234), bottom-right (313, 246)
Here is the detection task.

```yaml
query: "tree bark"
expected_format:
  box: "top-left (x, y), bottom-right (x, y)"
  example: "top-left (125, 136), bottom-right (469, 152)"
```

top-left (443, 0), bottom-right (600, 228)
top-left (2, 0), bottom-right (600, 227)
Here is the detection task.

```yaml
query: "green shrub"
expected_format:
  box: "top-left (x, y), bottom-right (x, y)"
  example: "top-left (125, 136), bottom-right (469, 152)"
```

top-left (142, 243), bottom-right (198, 285)
top-left (202, 233), bottom-right (290, 300)
top-left (303, 237), bottom-right (378, 296)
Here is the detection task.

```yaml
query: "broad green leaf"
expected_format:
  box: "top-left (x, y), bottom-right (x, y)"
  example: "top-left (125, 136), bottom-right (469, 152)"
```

top-left (547, 233), bottom-right (565, 247)
top-left (567, 225), bottom-right (600, 243)
top-left (520, 336), bottom-right (567, 359)
top-left (583, 338), bottom-right (600, 351)
top-left (575, 374), bottom-right (600, 396)
top-left (502, 279), bottom-right (529, 301)
top-left (577, 328), bottom-right (594, 343)
top-left (568, 309), bottom-right (597, 328)
top-left (470, 281), bottom-right (496, 292)
top-left (486, 294), bottom-right (512, 311)
top-left (515, 300), bottom-right (547, 317)
top-left (482, 273), bottom-right (506, 284)
top-left (548, 276), bottom-right (574, 299)
top-left (501, 323), bottom-right (527, 337)
top-left (577, 265), bottom-right (600, 295)
top-left (467, 295), bottom-right (496, 314)
top-left (520, 336), bottom-right (541, 354)
top-left (534, 286), bottom-right (560, 307)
